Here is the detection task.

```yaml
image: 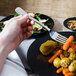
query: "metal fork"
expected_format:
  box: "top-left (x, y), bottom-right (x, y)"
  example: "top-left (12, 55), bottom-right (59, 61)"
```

top-left (15, 7), bottom-right (67, 44)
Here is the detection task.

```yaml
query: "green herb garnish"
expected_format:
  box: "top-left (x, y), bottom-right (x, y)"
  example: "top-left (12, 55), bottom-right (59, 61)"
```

top-left (14, 13), bottom-right (19, 17)
top-left (0, 21), bottom-right (5, 30)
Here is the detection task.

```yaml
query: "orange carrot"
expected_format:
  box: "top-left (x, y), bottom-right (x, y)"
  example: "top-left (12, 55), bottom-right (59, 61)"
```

top-left (70, 43), bottom-right (76, 48)
top-left (63, 36), bottom-right (74, 50)
top-left (63, 68), bottom-right (69, 75)
top-left (48, 50), bottom-right (62, 63)
top-left (65, 72), bottom-right (76, 76)
top-left (68, 48), bottom-right (75, 53)
top-left (60, 54), bottom-right (64, 59)
top-left (56, 68), bottom-right (63, 74)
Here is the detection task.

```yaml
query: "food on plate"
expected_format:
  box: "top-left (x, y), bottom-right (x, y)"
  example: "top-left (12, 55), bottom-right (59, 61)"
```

top-left (63, 36), bottom-right (74, 50)
top-left (60, 58), bottom-right (70, 68)
top-left (60, 54), bottom-right (64, 59)
top-left (69, 60), bottom-right (76, 72)
top-left (66, 20), bottom-right (76, 30)
top-left (40, 40), bottom-right (58, 55)
top-left (65, 72), bottom-right (76, 76)
top-left (40, 35), bottom-right (76, 76)
top-left (63, 50), bottom-right (69, 57)
top-left (0, 21), bottom-right (5, 30)
top-left (56, 68), bottom-right (63, 74)
top-left (53, 57), bottom-right (61, 68)
top-left (68, 47), bottom-right (76, 53)
top-left (30, 13), bottom-right (52, 34)
top-left (69, 53), bottom-right (76, 60)
top-left (62, 68), bottom-right (69, 75)
top-left (48, 50), bottom-right (62, 63)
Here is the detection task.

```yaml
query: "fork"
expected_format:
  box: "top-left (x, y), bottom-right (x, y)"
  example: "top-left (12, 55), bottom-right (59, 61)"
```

top-left (15, 7), bottom-right (67, 44)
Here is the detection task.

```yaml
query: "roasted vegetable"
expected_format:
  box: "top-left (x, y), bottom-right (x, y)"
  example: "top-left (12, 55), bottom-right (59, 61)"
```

top-left (60, 58), bottom-right (70, 68)
top-left (63, 50), bottom-right (69, 57)
top-left (48, 50), bottom-right (62, 63)
top-left (69, 53), bottom-right (76, 60)
top-left (40, 40), bottom-right (58, 55)
top-left (63, 68), bottom-right (69, 75)
top-left (63, 36), bottom-right (74, 50)
top-left (53, 57), bottom-right (61, 68)
top-left (68, 47), bottom-right (76, 53)
top-left (69, 60), bottom-right (76, 72)
top-left (65, 72), bottom-right (76, 76)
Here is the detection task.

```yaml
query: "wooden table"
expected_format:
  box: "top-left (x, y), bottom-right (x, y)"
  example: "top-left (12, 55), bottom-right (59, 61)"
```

top-left (0, 0), bottom-right (76, 18)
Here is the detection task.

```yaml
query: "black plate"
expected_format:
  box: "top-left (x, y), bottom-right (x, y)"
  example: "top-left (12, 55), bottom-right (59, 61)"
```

top-left (64, 17), bottom-right (76, 31)
top-left (27, 32), bottom-right (76, 76)
top-left (0, 13), bottom-right (54, 37)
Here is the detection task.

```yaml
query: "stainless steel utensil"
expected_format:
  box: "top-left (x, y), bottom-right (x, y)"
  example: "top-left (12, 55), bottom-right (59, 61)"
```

top-left (15, 7), bottom-right (67, 44)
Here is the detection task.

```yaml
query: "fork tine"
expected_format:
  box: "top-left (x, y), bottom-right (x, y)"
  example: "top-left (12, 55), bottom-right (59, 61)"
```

top-left (56, 35), bottom-right (67, 41)
top-left (56, 37), bottom-right (67, 42)
top-left (56, 34), bottom-right (68, 44)
top-left (58, 34), bottom-right (68, 40)
top-left (55, 39), bottom-right (65, 44)
top-left (56, 38), bottom-right (67, 44)
top-left (50, 31), bottom-right (68, 44)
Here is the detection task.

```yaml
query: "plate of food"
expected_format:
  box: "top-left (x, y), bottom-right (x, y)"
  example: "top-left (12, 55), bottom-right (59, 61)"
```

top-left (27, 32), bottom-right (76, 76)
top-left (0, 13), bottom-right (54, 36)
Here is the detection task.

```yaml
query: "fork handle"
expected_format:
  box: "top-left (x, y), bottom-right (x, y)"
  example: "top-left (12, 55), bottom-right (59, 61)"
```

top-left (15, 7), bottom-right (51, 32)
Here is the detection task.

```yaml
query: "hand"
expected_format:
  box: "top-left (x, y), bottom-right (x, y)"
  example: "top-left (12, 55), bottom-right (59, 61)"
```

top-left (0, 13), bottom-right (35, 53)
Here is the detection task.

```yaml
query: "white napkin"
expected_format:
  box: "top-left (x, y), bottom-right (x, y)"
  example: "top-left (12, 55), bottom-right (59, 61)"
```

top-left (0, 51), bottom-right (28, 76)
top-left (0, 60), bottom-right (28, 76)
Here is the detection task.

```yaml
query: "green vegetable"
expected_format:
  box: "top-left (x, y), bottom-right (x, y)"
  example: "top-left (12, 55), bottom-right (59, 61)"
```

top-left (35, 13), bottom-right (41, 21)
top-left (14, 13), bottom-right (19, 17)
top-left (0, 21), bottom-right (4, 23)
top-left (33, 23), bottom-right (42, 29)
top-left (30, 13), bottom-right (50, 34)
top-left (30, 29), bottom-right (41, 34)
top-left (0, 25), bottom-right (5, 30)
top-left (0, 21), bottom-right (5, 30)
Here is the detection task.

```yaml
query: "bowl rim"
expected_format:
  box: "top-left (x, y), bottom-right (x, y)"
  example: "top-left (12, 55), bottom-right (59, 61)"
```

top-left (63, 17), bottom-right (76, 31)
